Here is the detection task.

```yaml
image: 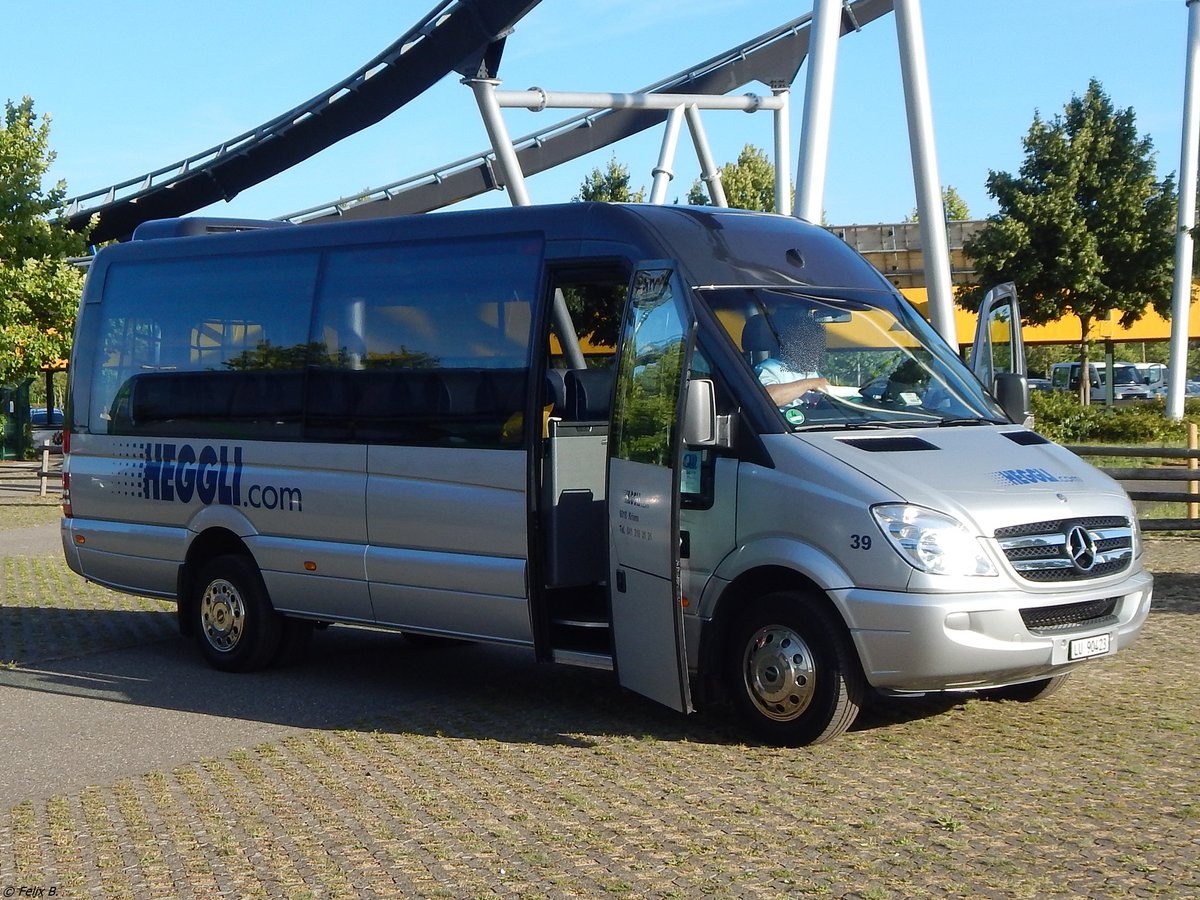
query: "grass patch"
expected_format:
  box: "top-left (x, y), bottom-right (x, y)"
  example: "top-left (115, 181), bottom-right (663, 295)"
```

top-left (0, 499), bottom-right (61, 531)
top-left (0, 556), bottom-right (175, 665)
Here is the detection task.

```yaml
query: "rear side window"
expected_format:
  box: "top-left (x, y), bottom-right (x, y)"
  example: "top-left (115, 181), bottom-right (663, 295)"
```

top-left (93, 252), bottom-right (319, 438)
top-left (92, 234), bottom-right (543, 448)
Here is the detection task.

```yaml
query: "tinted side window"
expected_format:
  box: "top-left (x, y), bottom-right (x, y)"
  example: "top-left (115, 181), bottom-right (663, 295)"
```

top-left (543, 265), bottom-right (629, 422)
top-left (96, 252), bottom-right (319, 438)
top-left (310, 235), bottom-right (542, 447)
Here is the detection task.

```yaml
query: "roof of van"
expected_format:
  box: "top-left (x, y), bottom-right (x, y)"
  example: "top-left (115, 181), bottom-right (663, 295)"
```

top-left (129, 202), bottom-right (786, 241)
top-left (113, 203), bottom-right (895, 294)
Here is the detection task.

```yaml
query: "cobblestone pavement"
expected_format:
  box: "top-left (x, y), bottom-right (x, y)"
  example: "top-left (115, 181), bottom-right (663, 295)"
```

top-left (0, 477), bottom-right (1197, 898)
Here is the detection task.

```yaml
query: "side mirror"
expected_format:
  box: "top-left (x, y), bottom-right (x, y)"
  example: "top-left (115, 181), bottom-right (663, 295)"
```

top-left (683, 378), bottom-right (733, 448)
top-left (993, 373), bottom-right (1032, 427)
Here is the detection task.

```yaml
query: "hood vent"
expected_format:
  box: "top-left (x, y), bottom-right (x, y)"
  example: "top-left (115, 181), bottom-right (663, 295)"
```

top-left (839, 436), bottom-right (937, 452)
top-left (1003, 430), bottom-right (1051, 446)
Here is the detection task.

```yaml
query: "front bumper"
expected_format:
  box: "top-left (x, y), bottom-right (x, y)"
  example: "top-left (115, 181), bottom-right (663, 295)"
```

top-left (836, 568), bottom-right (1154, 692)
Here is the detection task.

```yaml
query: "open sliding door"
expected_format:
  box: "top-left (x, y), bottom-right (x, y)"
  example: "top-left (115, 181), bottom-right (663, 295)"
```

top-left (607, 262), bottom-right (695, 713)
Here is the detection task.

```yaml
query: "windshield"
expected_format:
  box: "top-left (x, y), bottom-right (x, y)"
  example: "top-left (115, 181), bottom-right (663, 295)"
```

top-left (699, 286), bottom-right (1008, 430)
top-left (1103, 365), bottom-right (1144, 386)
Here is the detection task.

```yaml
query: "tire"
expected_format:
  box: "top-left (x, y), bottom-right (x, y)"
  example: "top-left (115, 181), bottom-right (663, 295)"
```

top-left (193, 554), bottom-right (283, 672)
top-left (273, 617), bottom-right (315, 666)
top-left (983, 674), bottom-right (1070, 702)
top-left (727, 591), bottom-right (864, 746)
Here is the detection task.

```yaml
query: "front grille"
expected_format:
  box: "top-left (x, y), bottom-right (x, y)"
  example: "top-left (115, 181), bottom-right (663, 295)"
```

top-left (1020, 597), bottom-right (1120, 634)
top-left (994, 516), bottom-right (1133, 583)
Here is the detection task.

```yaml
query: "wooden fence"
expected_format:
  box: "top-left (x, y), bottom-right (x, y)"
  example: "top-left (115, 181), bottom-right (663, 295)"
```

top-left (1066, 424), bottom-right (1200, 532)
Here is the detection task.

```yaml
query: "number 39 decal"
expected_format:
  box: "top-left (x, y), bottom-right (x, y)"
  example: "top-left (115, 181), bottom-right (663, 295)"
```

top-left (850, 534), bottom-right (873, 550)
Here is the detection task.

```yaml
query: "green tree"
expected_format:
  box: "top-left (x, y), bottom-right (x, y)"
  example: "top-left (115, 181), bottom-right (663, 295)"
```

top-left (687, 144), bottom-right (779, 212)
top-left (574, 157), bottom-right (646, 203)
top-left (564, 161), bottom-right (644, 350)
top-left (906, 185), bottom-right (971, 222)
top-left (962, 79), bottom-right (1176, 404)
top-left (0, 96), bottom-right (91, 385)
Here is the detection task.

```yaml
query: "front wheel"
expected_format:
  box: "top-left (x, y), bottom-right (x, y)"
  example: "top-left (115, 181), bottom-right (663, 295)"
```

top-left (982, 674), bottom-right (1070, 702)
top-left (193, 554), bottom-right (283, 672)
top-left (727, 591), bottom-right (864, 746)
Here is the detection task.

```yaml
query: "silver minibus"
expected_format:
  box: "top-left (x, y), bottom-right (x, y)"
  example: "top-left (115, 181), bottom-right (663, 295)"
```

top-left (62, 204), bottom-right (1151, 745)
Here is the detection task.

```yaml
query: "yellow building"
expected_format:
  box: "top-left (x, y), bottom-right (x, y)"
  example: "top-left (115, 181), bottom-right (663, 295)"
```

top-left (834, 220), bottom-right (1200, 347)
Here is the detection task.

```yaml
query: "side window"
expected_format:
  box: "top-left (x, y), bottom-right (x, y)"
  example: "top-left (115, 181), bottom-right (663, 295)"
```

top-left (192, 320), bottom-right (265, 369)
top-left (312, 235), bottom-right (542, 447)
top-left (611, 268), bottom-right (688, 467)
top-left (544, 264), bottom-right (628, 422)
top-left (95, 252), bottom-right (319, 438)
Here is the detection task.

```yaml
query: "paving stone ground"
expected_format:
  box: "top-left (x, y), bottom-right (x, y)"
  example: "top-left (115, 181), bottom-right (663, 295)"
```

top-left (0, 463), bottom-right (1197, 898)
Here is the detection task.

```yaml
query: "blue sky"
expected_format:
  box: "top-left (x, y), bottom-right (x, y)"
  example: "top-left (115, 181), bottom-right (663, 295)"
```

top-left (1, 0), bottom-right (1191, 227)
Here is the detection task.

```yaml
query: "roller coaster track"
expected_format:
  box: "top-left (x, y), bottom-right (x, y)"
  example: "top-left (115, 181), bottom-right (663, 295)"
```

top-left (282, 0), bottom-right (895, 224)
top-left (65, 0), bottom-right (893, 242)
top-left (63, 0), bottom-right (543, 243)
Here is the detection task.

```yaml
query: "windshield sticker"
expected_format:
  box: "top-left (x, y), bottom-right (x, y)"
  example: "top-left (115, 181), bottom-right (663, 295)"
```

top-left (990, 467), bottom-right (1082, 487)
top-left (784, 408), bottom-right (806, 426)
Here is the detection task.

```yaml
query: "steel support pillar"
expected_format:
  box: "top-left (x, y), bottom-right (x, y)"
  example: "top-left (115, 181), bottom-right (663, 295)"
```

top-left (686, 106), bottom-right (728, 207)
top-left (650, 106), bottom-right (686, 204)
top-left (773, 87), bottom-right (793, 215)
top-left (895, 0), bottom-right (956, 346)
top-left (795, 0), bottom-right (841, 223)
top-left (467, 77), bottom-right (532, 206)
top-left (1168, 0), bottom-right (1200, 420)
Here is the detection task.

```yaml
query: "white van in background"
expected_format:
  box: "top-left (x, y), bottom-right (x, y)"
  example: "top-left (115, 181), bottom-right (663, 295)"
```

top-left (1049, 361), bottom-right (1152, 402)
top-left (1132, 362), bottom-right (1166, 395)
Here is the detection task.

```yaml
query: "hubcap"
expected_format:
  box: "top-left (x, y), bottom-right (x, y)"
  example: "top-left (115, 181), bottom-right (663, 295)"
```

top-left (742, 624), bottom-right (817, 722)
top-left (200, 578), bottom-right (246, 652)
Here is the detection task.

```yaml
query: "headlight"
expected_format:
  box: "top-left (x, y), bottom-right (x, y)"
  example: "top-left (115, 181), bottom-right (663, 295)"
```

top-left (1130, 507), bottom-right (1143, 559)
top-left (871, 504), bottom-right (997, 576)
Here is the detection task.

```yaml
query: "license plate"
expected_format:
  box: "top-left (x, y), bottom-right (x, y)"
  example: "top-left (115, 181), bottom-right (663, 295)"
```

top-left (1068, 633), bottom-right (1111, 660)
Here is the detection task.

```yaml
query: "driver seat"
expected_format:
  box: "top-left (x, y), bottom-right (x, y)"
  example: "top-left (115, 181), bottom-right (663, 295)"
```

top-left (741, 315), bottom-right (778, 366)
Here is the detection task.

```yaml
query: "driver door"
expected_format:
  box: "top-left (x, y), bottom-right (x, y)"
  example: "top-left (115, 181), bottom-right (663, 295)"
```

top-left (971, 282), bottom-right (1031, 423)
top-left (607, 262), bottom-right (694, 713)
top-left (970, 282), bottom-right (1026, 386)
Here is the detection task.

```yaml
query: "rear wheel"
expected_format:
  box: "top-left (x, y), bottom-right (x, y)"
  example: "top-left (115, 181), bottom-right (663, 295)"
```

top-left (727, 591), bottom-right (864, 746)
top-left (193, 554), bottom-right (283, 672)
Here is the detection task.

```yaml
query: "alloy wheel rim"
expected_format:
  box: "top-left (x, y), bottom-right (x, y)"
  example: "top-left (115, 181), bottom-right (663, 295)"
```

top-left (742, 624), bottom-right (817, 722)
top-left (200, 578), bottom-right (246, 652)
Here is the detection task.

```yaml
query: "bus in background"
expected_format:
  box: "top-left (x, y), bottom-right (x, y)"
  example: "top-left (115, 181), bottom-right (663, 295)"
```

top-left (61, 204), bottom-right (1151, 746)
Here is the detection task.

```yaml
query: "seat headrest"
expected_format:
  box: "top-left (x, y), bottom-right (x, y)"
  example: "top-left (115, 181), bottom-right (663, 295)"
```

top-left (741, 315), bottom-right (778, 355)
top-left (565, 368), bottom-right (613, 420)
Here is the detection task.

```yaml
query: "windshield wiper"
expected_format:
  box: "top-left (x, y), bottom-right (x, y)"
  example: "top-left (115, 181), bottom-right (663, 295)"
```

top-left (936, 416), bottom-right (1004, 427)
top-left (792, 420), bottom-right (921, 432)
